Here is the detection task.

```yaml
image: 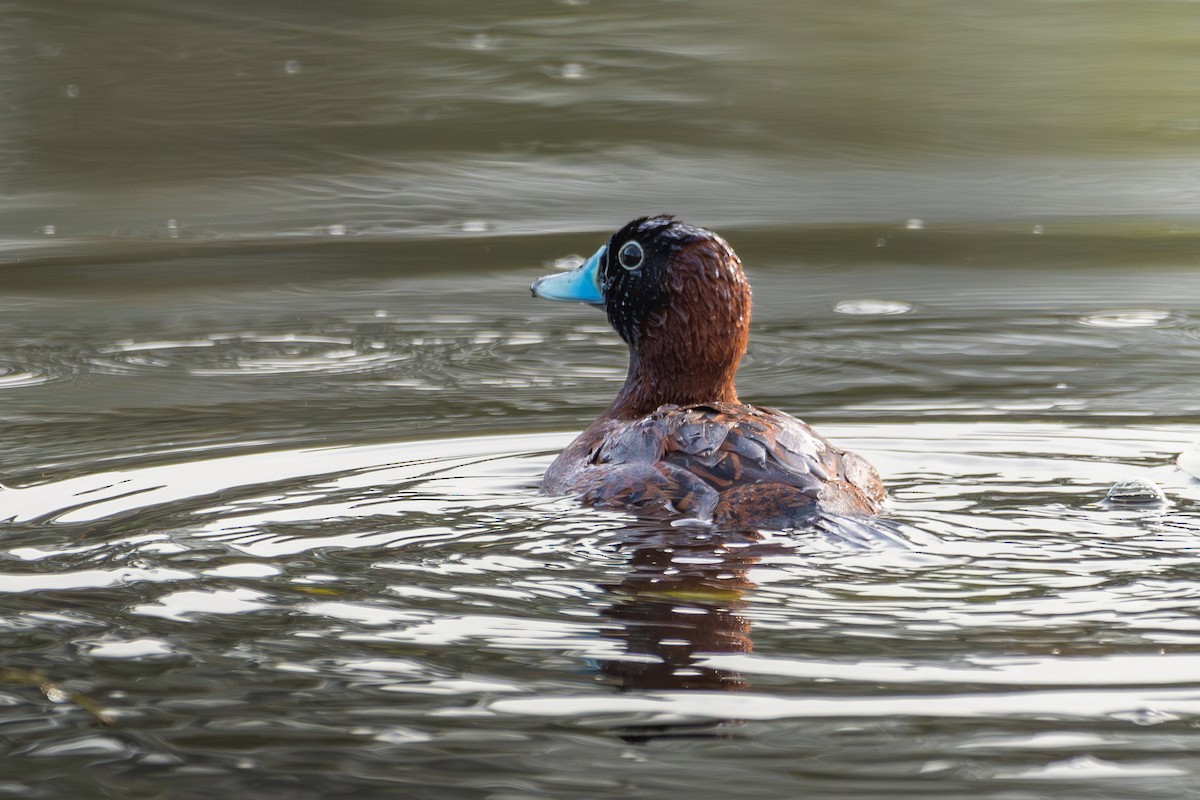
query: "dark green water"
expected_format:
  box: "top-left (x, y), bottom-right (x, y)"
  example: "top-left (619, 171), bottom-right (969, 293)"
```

top-left (3, 2), bottom-right (1200, 798)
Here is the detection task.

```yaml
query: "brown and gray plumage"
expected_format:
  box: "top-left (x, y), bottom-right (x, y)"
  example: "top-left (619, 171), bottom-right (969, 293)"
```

top-left (530, 216), bottom-right (883, 530)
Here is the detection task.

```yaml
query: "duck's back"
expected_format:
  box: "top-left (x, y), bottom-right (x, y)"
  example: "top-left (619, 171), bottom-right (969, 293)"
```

top-left (543, 402), bottom-right (883, 529)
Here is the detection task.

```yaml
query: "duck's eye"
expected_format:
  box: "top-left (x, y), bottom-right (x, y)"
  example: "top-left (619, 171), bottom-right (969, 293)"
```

top-left (617, 240), bottom-right (644, 271)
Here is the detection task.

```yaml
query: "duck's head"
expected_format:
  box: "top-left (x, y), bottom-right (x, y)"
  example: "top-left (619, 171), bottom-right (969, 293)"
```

top-left (532, 216), bottom-right (751, 418)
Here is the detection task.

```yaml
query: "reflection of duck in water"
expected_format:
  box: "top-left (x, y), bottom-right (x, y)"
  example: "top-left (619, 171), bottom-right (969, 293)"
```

top-left (598, 528), bottom-right (770, 742)
top-left (532, 216), bottom-right (884, 532)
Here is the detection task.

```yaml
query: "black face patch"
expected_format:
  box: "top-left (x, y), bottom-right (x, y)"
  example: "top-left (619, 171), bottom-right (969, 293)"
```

top-left (599, 216), bottom-right (705, 345)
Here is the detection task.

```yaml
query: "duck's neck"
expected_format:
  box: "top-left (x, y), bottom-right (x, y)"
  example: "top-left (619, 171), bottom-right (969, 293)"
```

top-left (602, 237), bottom-right (751, 420)
top-left (606, 344), bottom-right (742, 419)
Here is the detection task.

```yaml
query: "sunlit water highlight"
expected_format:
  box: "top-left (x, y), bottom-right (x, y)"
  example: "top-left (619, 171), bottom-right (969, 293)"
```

top-left (4, 421), bottom-right (1200, 795)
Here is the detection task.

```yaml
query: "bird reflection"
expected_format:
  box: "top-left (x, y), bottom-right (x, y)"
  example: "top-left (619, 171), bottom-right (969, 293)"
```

top-left (597, 526), bottom-right (778, 742)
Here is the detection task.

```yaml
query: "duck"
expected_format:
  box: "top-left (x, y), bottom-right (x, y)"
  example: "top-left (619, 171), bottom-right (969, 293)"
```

top-left (530, 215), bottom-right (884, 530)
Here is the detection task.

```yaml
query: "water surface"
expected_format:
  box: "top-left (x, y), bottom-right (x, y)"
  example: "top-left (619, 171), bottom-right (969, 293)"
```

top-left (3, 2), bottom-right (1200, 798)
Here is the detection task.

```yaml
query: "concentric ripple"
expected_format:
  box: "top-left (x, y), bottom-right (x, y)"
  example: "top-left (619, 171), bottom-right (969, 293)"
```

top-left (90, 333), bottom-right (412, 377)
top-left (833, 299), bottom-right (914, 315)
top-left (4, 422), bottom-right (1200, 795)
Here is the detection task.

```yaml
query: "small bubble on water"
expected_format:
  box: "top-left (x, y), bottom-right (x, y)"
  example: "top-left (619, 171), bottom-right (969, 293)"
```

top-left (284, 60), bottom-right (301, 75)
top-left (39, 224), bottom-right (56, 235)
top-left (559, 62), bottom-right (587, 79)
top-left (875, 238), bottom-right (886, 247)
top-left (1077, 309), bottom-right (1171, 328)
top-left (460, 220), bottom-right (490, 233)
top-left (373, 309), bottom-right (388, 318)
top-left (1103, 478), bottom-right (1167, 507)
top-left (64, 84), bottom-right (79, 98)
top-left (1032, 224), bottom-right (1044, 235)
top-left (327, 224), bottom-right (347, 237)
top-left (905, 218), bottom-right (924, 230)
top-left (469, 33), bottom-right (496, 50)
top-left (834, 299), bottom-right (913, 316)
top-left (142, 754), bottom-right (182, 766)
top-left (166, 219), bottom-right (179, 239)
top-left (1122, 707), bottom-right (1181, 726)
top-left (552, 255), bottom-right (584, 271)
top-left (373, 727), bottom-right (433, 744)
top-left (44, 687), bottom-right (70, 703)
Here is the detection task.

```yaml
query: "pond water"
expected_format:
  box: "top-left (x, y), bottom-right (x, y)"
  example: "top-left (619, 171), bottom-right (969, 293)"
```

top-left (3, 1), bottom-right (1200, 798)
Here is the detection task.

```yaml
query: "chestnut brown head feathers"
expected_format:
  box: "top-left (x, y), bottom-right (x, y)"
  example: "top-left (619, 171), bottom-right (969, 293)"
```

top-left (532, 215), bottom-right (751, 417)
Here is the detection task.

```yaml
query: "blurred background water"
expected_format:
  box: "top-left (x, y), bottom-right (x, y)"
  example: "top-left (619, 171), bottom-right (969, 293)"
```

top-left (4, 1), bottom-right (1200, 798)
